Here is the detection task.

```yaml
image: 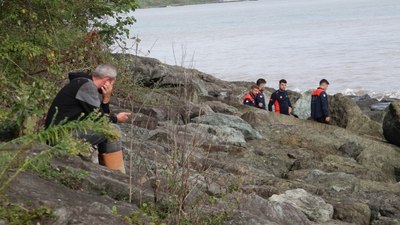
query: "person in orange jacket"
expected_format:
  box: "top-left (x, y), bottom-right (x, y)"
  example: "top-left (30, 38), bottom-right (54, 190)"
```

top-left (243, 85), bottom-right (260, 107)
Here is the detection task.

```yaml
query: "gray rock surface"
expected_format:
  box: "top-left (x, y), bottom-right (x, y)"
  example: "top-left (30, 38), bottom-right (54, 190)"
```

top-left (353, 94), bottom-right (389, 123)
top-left (293, 90), bottom-right (313, 119)
top-left (333, 201), bottom-right (371, 225)
top-left (383, 101), bottom-right (400, 147)
top-left (269, 189), bottom-right (334, 222)
top-left (292, 92), bottom-right (384, 138)
top-left (3, 55), bottom-right (400, 225)
top-left (330, 94), bottom-right (383, 137)
top-left (204, 100), bottom-right (240, 115)
top-left (186, 123), bottom-right (246, 146)
top-left (192, 113), bottom-right (262, 140)
top-left (224, 193), bottom-right (312, 225)
top-left (8, 172), bottom-right (143, 225)
top-left (338, 141), bottom-right (364, 159)
top-left (305, 170), bottom-right (360, 193)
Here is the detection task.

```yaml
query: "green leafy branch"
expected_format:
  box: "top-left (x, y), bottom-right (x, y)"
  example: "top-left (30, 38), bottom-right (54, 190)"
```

top-left (0, 111), bottom-right (120, 193)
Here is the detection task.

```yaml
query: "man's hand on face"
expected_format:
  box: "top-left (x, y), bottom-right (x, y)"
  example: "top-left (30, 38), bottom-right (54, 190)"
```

top-left (101, 80), bottom-right (113, 104)
top-left (117, 112), bottom-right (131, 123)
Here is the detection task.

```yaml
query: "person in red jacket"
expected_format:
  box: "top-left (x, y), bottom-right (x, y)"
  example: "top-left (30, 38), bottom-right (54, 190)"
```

top-left (311, 79), bottom-right (331, 123)
top-left (268, 79), bottom-right (292, 115)
top-left (243, 85), bottom-right (260, 107)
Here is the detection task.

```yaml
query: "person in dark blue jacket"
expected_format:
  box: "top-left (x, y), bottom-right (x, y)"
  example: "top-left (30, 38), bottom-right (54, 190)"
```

top-left (311, 79), bottom-right (331, 123)
top-left (268, 79), bottom-right (292, 115)
top-left (255, 78), bottom-right (267, 109)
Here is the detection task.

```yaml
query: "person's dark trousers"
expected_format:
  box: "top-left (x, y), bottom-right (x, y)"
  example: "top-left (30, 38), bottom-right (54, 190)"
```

top-left (76, 127), bottom-right (125, 174)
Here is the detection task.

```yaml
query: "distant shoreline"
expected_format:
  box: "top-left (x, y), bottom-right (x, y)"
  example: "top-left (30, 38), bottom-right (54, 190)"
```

top-left (138, 0), bottom-right (257, 9)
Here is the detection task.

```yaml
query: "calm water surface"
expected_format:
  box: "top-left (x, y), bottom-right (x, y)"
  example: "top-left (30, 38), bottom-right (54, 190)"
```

top-left (121, 0), bottom-right (400, 98)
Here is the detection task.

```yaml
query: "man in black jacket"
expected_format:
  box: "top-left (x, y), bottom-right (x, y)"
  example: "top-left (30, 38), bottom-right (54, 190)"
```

top-left (311, 79), bottom-right (331, 123)
top-left (268, 79), bottom-right (292, 115)
top-left (255, 78), bottom-right (267, 109)
top-left (45, 64), bottom-right (130, 173)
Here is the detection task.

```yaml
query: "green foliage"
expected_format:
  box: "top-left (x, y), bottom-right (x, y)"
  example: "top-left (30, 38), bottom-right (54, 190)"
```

top-left (111, 205), bottom-right (118, 215)
top-left (0, 0), bottom-right (137, 64)
top-left (13, 79), bottom-right (57, 131)
top-left (122, 199), bottom-right (230, 225)
top-left (0, 0), bottom-right (138, 132)
top-left (123, 202), bottom-right (168, 225)
top-left (199, 212), bottom-right (229, 225)
top-left (0, 204), bottom-right (54, 225)
top-left (42, 111), bottom-right (121, 146)
top-left (226, 176), bottom-right (244, 194)
top-left (0, 112), bottom-right (120, 193)
top-left (28, 162), bottom-right (90, 191)
top-left (111, 202), bottom-right (159, 224)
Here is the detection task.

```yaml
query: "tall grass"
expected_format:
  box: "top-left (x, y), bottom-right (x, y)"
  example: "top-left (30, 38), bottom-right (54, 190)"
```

top-left (113, 38), bottom-right (235, 224)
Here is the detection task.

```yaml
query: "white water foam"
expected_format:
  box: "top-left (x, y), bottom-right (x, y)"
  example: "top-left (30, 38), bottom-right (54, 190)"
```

top-left (289, 87), bottom-right (399, 100)
top-left (342, 88), bottom-right (400, 100)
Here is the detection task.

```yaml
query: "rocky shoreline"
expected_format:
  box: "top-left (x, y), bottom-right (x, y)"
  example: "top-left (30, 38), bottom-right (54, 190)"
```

top-left (4, 55), bottom-right (400, 225)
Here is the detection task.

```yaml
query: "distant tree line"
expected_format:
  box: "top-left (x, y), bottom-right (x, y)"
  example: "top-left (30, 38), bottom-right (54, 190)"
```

top-left (137, 0), bottom-right (221, 8)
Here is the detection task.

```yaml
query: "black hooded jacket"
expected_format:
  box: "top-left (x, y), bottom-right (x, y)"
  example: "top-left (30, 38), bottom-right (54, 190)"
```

top-left (44, 72), bottom-right (117, 128)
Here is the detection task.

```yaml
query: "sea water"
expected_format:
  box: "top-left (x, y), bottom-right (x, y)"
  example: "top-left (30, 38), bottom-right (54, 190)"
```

top-left (120, 0), bottom-right (400, 98)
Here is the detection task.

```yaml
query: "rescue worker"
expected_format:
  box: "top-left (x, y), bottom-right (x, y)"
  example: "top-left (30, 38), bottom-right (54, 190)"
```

top-left (45, 64), bottom-right (131, 173)
top-left (268, 79), bottom-right (292, 115)
top-left (311, 79), bottom-right (331, 123)
top-left (243, 85), bottom-right (260, 107)
top-left (255, 78), bottom-right (267, 109)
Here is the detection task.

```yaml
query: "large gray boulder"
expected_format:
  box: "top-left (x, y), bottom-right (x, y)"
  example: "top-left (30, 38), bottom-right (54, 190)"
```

top-left (186, 123), bottom-right (246, 146)
top-left (115, 54), bottom-right (209, 94)
top-left (242, 109), bottom-right (400, 182)
top-left (191, 113), bottom-right (262, 140)
top-left (179, 102), bottom-right (215, 123)
top-left (204, 101), bottom-right (240, 115)
top-left (353, 94), bottom-right (389, 123)
top-left (338, 141), bottom-right (364, 159)
top-left (8, 172), bottom-right (143, 225)
top-left (330, 94), bottom-right (383, 138)
top-left (293, 90), bottom-right (313, 119)
top-left (114, 54), bottom-right (253, 103)
top-left (269, 189), bottom-right (334, 222)
top-left (354, 94), bottom-right (380, 111)
top-left (288, 90), bottom-right (303, 106)
top-left (224, 193), bottom-right (312, 225)
top-left (383, 101), bottom-right (400, 147)
top-left (292, 92), bottom-right (383, 138)
top-left (305, 169), bottom-right (360, 193)
top-left (333, 201), bottom-right (371, 225)
top-left (368, 193), bottom-right (400, 224)
top-left (356, 142), bottom-right (400, 182)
